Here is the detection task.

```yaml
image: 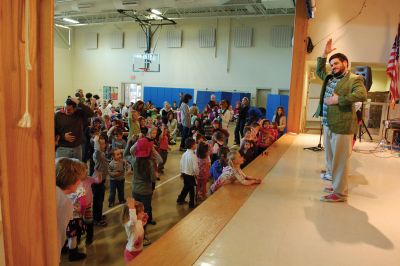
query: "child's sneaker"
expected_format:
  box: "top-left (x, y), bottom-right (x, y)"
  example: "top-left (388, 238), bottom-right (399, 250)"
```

top-left (320, 172), bottom-right (332, 181)
top-left (94, 220), bottom-right (107, 227)
top-left (143, 238), bottom-right (152, 246)
top-left (323, 187), bottom-right (334, 193)
top-left (320, 193), bottom-right (346, 202)
top-left (69, 248), bottom-right (86, 261)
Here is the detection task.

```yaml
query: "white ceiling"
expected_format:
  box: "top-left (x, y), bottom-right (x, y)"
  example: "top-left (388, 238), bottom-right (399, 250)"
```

top-left (55, 0), bottom-right (295, 26)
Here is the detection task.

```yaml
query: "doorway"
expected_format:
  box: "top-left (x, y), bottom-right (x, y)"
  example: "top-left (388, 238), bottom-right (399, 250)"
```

top-left (256, 88), bottom-right (271, 108)
top-left (121, 83), bottom-right (143, 106)
top-left (278, 89), bottom-right (290, 96)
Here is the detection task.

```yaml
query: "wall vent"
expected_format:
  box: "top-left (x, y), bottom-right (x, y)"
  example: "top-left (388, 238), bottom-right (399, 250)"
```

top-left (85, 32), bottom-right (98, 49)
top-left (167, 30), bottom-right (182, 48)
top-left (199, 28), bottom-right (216, 48)
top-left (233, 27), bottom-right (253, 47)
top-left (271, 25), bottom-right (293, 48)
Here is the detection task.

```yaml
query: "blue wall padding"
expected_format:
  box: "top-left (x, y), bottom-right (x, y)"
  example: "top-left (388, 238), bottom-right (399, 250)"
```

top-left (143, 87), bottom-right (194, 108)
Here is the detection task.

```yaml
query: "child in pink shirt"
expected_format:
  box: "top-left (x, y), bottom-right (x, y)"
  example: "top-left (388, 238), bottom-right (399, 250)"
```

top-left (77, 173), bottom-right (102, 245)
top-left (157, 125), bottom-right (170, 174)
top-left (196, 141), bottom-right (211, 201)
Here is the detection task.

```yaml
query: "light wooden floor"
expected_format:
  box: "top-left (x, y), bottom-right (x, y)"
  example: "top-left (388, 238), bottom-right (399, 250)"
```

top-left (195, 134), bottom-right (400, 266)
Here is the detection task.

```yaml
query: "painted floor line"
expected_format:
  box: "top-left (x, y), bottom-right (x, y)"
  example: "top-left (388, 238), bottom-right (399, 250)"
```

top-left (104, 174), bottom-right (181, 215)
top-left (155, 173), bottom-right (181, 189)
top-left (103, 204), bottom-right (123, 215)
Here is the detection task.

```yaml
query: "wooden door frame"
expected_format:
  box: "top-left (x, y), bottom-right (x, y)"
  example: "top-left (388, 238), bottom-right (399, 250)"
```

top-left (0, 0), bottom-right (58, 265)
top-left (287, 0), bottom-right (308, 133)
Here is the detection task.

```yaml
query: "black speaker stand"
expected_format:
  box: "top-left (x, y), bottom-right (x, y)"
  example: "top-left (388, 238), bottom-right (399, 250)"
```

top-left (358, 103), bottom-right (373, 142)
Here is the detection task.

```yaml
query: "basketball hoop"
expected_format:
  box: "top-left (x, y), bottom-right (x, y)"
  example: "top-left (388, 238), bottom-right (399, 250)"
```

top-left (138, 67), bottom-right (149, 72)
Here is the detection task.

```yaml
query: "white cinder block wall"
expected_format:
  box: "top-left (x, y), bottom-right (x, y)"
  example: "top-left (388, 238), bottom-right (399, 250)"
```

top-left (54, 16), bottom-right (295, 106)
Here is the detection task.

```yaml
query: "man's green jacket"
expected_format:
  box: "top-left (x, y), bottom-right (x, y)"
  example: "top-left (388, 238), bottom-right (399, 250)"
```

top-left (315, 57), bottom-right (367, 134)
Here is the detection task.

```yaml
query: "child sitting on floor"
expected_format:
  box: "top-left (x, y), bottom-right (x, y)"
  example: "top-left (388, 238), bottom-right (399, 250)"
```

top-left (121, 198), bottom-right (148, 263)
top-left (257, 119), bottom-right (276, 154)
top-left (210, 131), bottom-right (226, 164)
top-left (210, 149), bottom-right (261, 193)
top-left (239, 140), bottom-right (256, 169)
top-left (210, 146), bottom-right (230, 182)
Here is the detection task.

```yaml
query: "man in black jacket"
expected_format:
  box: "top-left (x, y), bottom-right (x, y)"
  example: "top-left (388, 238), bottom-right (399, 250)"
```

top-left (234, 97), bottom-right (250, 145)
top-left (55, 98), bottom-right (95, 161)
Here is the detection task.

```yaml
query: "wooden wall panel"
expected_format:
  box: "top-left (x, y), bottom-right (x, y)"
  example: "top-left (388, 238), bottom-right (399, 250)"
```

top-left (287, 0), bottom-right (309, 133)
top-left (0, 0), bottom-right (58, 265)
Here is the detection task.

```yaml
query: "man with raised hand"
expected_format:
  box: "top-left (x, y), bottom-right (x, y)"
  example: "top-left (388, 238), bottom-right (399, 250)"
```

top-left (315, 39), bottom-right (367, 202)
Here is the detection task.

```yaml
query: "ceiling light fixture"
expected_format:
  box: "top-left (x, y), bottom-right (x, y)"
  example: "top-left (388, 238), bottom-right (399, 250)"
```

top-left (63, 18), bottom-right (80, 24)
top-left (149, 13), bottom-right (163, 20)
top-left (149, 8), bottom-right (162, 15)
top-left (55, 24), bottom-right (70, 29)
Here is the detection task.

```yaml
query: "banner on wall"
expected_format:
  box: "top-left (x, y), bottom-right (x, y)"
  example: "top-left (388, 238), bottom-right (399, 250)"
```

top-left (103, 86), bottom-right (118, 100)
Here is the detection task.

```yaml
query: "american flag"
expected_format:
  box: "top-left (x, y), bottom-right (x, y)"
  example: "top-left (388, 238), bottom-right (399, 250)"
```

top-left (387, 24), bottom-right (400, 108)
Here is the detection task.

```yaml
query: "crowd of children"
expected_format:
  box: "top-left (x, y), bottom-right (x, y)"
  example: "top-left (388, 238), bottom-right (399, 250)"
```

top-left (55, 90), bottom-right (282, 263)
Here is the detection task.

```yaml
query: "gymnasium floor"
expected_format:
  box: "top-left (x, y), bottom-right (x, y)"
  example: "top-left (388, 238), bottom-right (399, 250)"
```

top-left (61, 129), bottom-right (236, 266)
top-left (61, 133), bottom-right (400, 266)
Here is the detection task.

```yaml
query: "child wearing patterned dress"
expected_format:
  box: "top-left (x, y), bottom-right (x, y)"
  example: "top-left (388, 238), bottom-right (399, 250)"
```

top-left (257, 119), bottom-right (277, 154)
top-left (196, 141), bottom-right (211, 201)
top-left (121, 198), bottom-right (148, 263)
top-left (210, 149), bottom-right (261, 193)
top-left (77, 173), bottom-right (103, 246)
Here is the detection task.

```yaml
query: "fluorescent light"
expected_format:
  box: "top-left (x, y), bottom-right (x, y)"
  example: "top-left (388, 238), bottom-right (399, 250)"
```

top-left (63, 18), bottom-right (80, 24)
top-left (150, 8), bottom-right (162, 15)
top-left (149, 14), bottom-right (162, 20)
top-left (55, 24), bottom-right (70, 29)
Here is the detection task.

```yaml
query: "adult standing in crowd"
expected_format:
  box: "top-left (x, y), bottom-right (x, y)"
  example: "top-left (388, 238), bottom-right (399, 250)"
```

top-left (172, 101), bottom-right (178, 111)
top-left (178, 92), bottom-right (184, 107)
top-left (218, 99), bottom-right (231, 131)
top-left (55, 98), bottom-right (95, 161)
top-left (234, 97), bottom-right (250, 145)
top-left (75, 89), bottom-right (85, 104)
top-left (167, 111), bottom-right (178, 145)
top-left (207, 94), bottom-right (218, 110)
top-left (315, 38), bottom-right (367, 202)
top-left (179, 94), bottom-right (192, 151)
top-left (118, 102), bottom-right (129, 117)
top-left (160, 101), bottom-right (172, 125)
top-left (272, 106), bottom-right (287, 138)
top-left (133, 100), bottom-right (147, 118)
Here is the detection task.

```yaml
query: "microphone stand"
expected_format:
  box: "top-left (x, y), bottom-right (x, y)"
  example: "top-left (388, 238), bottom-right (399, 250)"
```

top-left (304, 122), bottom-right (324, 152)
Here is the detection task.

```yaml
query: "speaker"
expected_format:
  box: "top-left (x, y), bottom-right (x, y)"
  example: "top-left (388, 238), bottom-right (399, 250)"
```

top-left (354, 66), bottom-right (372, 91)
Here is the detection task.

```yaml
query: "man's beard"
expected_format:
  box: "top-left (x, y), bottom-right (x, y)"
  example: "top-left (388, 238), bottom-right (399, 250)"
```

top-left (333, 71), bottom-right (344, 77)
top-left (333, 67), bottom-right (346, 77)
